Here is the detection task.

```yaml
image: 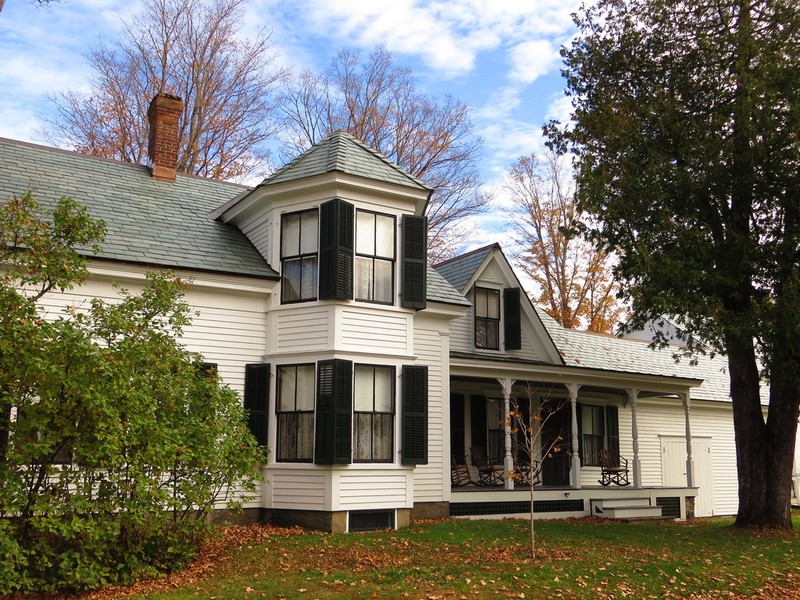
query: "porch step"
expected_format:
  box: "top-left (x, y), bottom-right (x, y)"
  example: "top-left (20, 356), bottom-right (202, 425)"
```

top-left (591, 498), bottom-right (664, 520)
top-left (598, 505), bottom-right (664, 519)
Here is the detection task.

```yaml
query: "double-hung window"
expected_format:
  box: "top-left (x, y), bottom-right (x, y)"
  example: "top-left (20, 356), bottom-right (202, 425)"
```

top-left (281, 210), bottom-right (318, 303)
top-left (276, 364), bottom-right (315, 462)
top-left (353, 365), bottom-right (395, 462)
top-left (355, 210), bottom-right (395, 304)
top-left (474, 287), bottom-right (500, 350)
top-left (581, 405), bottom-right (605, 466)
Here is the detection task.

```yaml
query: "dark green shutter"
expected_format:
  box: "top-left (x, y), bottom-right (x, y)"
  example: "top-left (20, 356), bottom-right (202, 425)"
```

top-left (244, 363), bottom-right (270, 447)
top-left (314, 359), bottom-right (353, 464)
top-left (606, 405), bottom-right (620, 456)
top-left (576, 402), bottom-right (583, 466)
top-left (401, 215), bottom-right (427, 309)
top-left (503, 288), bottom-right (522, 350)
top-left (319, 198), bottom-right (354, 300)
top-left (401, 365), bottom-right (428, 465)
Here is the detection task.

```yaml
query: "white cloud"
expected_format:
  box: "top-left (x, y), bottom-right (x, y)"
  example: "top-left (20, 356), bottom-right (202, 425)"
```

top-left (285, 0), bottom-right (581, 78)
top-left (508, 39), bottom-right (559, 84)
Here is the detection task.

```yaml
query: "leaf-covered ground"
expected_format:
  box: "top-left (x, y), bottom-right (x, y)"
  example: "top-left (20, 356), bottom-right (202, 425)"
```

top-left (30, 514), bottom-right (800, 599)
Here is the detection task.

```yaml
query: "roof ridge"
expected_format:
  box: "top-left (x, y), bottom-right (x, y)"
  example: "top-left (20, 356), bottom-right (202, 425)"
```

top-left (0, 137), bottom-right (249, 190)
top-left (433, 242), bottom-right (499, 268)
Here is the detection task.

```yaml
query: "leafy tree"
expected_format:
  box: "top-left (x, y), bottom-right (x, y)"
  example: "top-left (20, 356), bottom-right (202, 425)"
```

top-left (505, 150), bottom-right (625, 333)
top-left (0, 192), bottom-right (264, 592)
top-left (40, 0), bottom-right (288, 180)
top-left (279, 45), bottom-right (488, 262)
top-left (552, 0), bottom-right (800, 528)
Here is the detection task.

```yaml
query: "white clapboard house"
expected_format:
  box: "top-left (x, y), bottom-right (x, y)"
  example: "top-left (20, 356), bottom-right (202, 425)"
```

top-left (2, 94), bottom-right (798, 532)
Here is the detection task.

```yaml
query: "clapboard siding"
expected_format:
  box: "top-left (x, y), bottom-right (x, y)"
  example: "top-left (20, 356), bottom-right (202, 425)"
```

top-left (269, 472), bottom-right (328, 510)
top-left (610, 399), bottom-right (739, 517)
top-left (238, 211), bottom-right (272, 264)
top-left (410, 324), bottom-right (447, 503)
top-left (341, 309), bottom-right (409, 352)
top-left (337, 472), bottom-right (411, 510)
top-left (448, 286), bottom-right (555, 364)
top-left (274, 307), bottom-right (331, 352)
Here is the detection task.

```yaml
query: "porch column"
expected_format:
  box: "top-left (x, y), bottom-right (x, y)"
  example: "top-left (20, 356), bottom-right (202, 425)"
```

top-left (567, 383), bottom-right (582, 489)
top-left (498, 378), bottom-right (515, 490)
top-left (681, 392), bottom-right (695, 488)
top-left (627, 389), bottom-right (642, 489)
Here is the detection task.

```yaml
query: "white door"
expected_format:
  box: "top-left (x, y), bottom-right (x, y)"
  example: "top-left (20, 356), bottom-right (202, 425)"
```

top-left (661, 436), bottom-right (714, 517)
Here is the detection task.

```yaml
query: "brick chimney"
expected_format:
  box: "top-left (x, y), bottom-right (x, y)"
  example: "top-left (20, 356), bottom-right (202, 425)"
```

top-left (147, 93), bottom-right (183, 182)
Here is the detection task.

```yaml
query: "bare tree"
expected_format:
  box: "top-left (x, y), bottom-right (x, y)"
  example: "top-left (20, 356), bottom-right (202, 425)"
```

top-left (505, 151), bottom-right (626, 333)
top-left (40, 0), bottom-right (288, 181)
top-left (279, 45), bottom-right (488, 262)
top-left (508, 384), bottom-right (567, 560)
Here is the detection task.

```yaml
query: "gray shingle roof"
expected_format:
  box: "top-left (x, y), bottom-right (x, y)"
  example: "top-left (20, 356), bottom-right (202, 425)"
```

top-left (426, 265), bottom-right (470, 306)
top-left (433, 243), bottom-right (498, 292)
top-left (0, 138), bottom-right (277, 278)
top-left (261, 131), bottom-right (432, 192)
top-left (538, 310), bottom-right (737, 403)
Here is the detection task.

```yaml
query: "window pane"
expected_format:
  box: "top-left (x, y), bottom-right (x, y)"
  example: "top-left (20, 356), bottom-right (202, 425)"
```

top-left (300, 211), bottom-right (318, 254)
top-left (373, 367), bottom-right (393, 412)
top-left (487, 289), bottom-right (500, 318)
top-left (283, 259), bottom-right (301, 302)
top-left (374, 259), bottom-right (393, 303)
top-left (282, 213), bottom-right (300, 257)
top-left (301, 256), bottom-right (317, 299)
top-left (475, 288), bottom-right (487, 317)
top-left (581, 406), bottom-right (593, 433)
top-left (356, 211), bottom-right (375, 255)
top-left (354, 413), bottom-right (372, 460)
top-left (486, 320), bottom-right (499, 349)
top-left (355, 366), bottom-right (374, 411)
top-left (593, 406), bottom-right (605, 435)
top-left (297, 413), bottom-right (314, 460)
top-left (278, 367), bottom-right (296, 411)
top-left (372, 414), bottom-right (392, 460)
top-left (375, 215), bottom-right (394, 258)
top-left (355, 257), bottom-right (373, 301)
top-left (296, 365), bottom-right (315, 411)
top-left (475, 320), bottom-right (487, 348)
top-left (277, 413), bottom-right (297, 460)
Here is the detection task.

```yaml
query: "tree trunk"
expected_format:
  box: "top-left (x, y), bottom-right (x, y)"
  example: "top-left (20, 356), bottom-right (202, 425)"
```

top-left (729, 342), bottom-right (798, 529)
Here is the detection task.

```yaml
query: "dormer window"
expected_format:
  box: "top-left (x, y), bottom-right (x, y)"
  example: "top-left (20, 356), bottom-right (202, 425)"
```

top-left (474, 287), bottom-right (500, 349)
top-left (281, 209), bottom-right (318, 303)
top-left (355, 210), bottom-right (395, 304)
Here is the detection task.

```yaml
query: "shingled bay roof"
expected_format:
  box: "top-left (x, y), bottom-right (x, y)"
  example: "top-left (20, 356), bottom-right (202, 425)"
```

top-left (0, 138), bottom-right (278, 278)
top-left (426, 265), bottom-right (471, 306)
top-left (260, 131), bottom-right (432, 192)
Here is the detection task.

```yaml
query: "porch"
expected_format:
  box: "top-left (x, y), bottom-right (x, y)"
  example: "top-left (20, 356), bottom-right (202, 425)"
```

top-left (450, 485), bottom-right (698, 520)
top-left (448, 361), bottom-right (704, 519)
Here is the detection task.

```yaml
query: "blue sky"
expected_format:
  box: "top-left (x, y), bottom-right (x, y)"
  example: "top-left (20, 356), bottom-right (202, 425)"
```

top-left (0, 0), bottom-right (581, 252)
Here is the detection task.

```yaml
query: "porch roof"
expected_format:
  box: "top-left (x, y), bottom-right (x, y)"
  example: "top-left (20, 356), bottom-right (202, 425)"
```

top-left (448, 351), bottom-right (703, 398)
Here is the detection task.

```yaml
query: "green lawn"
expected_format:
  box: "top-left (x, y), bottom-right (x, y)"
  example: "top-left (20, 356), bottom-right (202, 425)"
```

top-left (87, 513), bottom-right (800, 599)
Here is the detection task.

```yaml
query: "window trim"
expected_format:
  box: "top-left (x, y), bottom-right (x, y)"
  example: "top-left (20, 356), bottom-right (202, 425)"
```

top-left (276, 363), bottom-right (316, 463)
top-left (280, 208), bottom-right (319, 304)
top-left (354, 209), bottom-right (396, 305)
top-left (474, 286), bottom-right (501, 350)
top-left (353, 363), bottom-right (396, 463)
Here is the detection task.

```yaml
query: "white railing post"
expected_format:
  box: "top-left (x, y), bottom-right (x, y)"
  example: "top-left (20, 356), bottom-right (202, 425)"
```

top-left (627, 389), bottom-right (642, 489)
top-left (567, 383), bottom-right (582, 489)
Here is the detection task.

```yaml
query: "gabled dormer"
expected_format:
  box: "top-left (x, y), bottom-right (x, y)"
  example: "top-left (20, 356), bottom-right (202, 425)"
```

top-left (212, 132), bottom-right (430, 311)
top-left (434, 243), bottom-right (562, 364)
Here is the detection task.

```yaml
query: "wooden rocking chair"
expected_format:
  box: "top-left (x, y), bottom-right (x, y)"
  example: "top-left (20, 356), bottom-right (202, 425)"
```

top-left (513, 459), bottom-right (542, 486)
top-left (470, 445), bottom-right (504, 486)
top-left (598, 449), bottom-right (631, 486)
top-left (451, 455), bottom-right (473, 487)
